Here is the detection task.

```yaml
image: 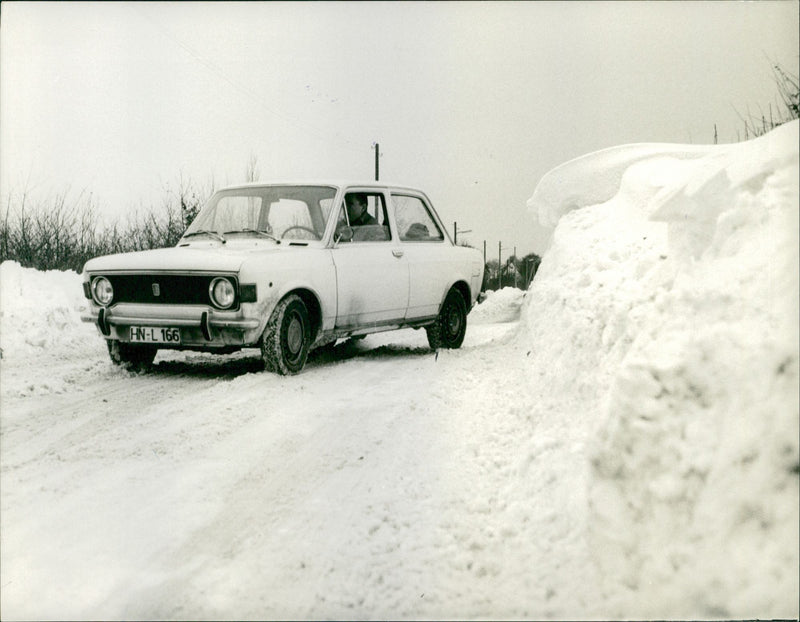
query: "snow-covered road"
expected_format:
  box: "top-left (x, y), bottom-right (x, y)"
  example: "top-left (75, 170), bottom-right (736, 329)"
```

top-left (1, 307), bottom-right (601, 619)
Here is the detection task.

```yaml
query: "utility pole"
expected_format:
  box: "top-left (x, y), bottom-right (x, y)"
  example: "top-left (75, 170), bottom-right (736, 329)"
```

top-left (374, 143), bottom-right (380, 180)
top-left (482, 240), bottom-right (487, 292)
top-left (498, 241), bottom-right (503, 289)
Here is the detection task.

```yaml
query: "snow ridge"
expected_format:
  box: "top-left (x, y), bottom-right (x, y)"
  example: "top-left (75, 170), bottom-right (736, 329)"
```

top-left (525, 120), bottom-right (799, 618)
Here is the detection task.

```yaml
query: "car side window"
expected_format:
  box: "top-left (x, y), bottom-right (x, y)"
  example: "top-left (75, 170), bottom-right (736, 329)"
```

top-left (336, 193), bottom-right (391, 242)
top-left (392, 195), bottom-right (444, 242)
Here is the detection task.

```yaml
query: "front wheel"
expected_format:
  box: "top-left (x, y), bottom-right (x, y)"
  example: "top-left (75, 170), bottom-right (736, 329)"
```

top-left (261, 294), bottom-right (311, 375)
top-left (426, 288), bottom-right (467, 350)
top-left (107, 340), bottom-right (157, 371)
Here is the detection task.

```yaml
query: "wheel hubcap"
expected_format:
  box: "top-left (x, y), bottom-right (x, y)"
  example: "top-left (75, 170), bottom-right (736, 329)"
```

top-left (286, 314), bottom-right (303, 355)
top-left (446, 306), bottom-right (461, 336)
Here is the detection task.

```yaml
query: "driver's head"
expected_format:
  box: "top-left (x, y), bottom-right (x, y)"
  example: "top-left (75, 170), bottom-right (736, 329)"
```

top-left (345, 193), bottom-right (367, 222)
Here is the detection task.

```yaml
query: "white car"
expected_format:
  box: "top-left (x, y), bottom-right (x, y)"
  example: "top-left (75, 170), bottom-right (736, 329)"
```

top-left (81, 182), bottom-right (484, 374)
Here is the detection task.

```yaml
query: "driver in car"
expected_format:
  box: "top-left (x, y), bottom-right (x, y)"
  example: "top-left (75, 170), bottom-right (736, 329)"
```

top-left (345, 193), bottom-right (377, 227)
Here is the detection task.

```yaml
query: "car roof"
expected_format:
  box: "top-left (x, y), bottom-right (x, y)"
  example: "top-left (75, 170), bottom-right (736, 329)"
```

top-left (217, 180), bottom-right (426, 193)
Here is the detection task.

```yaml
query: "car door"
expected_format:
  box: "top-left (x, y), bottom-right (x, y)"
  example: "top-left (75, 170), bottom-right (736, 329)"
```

top-left (390, 192), bottom-right (453, 320)
top-left (330, 191), bottom-right (409, 328)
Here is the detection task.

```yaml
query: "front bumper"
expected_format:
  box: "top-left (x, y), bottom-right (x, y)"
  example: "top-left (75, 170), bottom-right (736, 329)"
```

top-left (81, 303), bottom-right (262, 347)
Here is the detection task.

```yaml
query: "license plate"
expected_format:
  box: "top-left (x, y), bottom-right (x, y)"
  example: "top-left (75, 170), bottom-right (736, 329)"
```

top-left (129, 326), bottom-right (181, 344)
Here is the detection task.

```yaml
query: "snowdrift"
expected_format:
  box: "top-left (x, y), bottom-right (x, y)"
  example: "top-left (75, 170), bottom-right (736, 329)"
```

top-left (470, 287), bottom-right (525, 324)
top-left (526, 120), bottom-right (799, 618)
top-left (0, 262), bottom-right (98, 360)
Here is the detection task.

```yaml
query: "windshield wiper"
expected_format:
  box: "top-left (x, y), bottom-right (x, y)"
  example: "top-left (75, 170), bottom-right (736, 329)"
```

top-left (183, 229), bottom-right (226, 244)
top-left (223, 228), bottom-right (280, 243)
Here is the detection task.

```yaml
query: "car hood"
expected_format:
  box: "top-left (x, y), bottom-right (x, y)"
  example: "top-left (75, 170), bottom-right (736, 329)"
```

top-left (82, 241), bottom-right (299, 274)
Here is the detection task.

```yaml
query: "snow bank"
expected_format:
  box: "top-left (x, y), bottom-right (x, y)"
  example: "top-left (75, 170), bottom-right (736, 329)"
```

top-left (525, 120), bottom-right (799, 618)
top-left (529, 143), bottom-right (710, 229)
top-left (0, 261), bottom-right (95, 359)
top-left (470, 287), bottom-right (525, 324)
top-left (0, 261), bottom-right (102, 396)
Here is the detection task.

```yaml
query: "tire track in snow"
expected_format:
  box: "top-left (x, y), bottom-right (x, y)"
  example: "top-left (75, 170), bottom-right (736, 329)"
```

top-left (111, 352), bottom-right (446, 619)
top-left (1, 360), bottom-right (247, 472)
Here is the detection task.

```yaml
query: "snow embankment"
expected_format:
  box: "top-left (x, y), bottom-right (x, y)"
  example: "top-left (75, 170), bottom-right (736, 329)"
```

top-left (0, 262), bottom-right (104, 396)
top-left (525, 120), bottom-right (799, 618)
top-left (470, 287), bottom-right (525, 324)
top-left (0, 262), bottom-right (94, 358)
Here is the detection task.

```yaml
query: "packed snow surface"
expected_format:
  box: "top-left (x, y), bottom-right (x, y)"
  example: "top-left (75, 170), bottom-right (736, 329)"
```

top-left (1, 121), bottom-right (797, 619)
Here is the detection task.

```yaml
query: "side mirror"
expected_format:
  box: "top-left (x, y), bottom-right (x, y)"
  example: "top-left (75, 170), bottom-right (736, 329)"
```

top-left (335, 226), bottom-right (354, 244)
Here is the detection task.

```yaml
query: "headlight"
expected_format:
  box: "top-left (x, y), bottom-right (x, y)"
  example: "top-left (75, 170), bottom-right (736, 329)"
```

top-left (91, 276), bottom-right (114, 305)
top-left (209, 277), bottom-right (236, 309)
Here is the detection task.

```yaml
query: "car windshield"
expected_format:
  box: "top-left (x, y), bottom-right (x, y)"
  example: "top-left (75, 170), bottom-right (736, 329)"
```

top-left (184, 185), bottom-right (337, 241)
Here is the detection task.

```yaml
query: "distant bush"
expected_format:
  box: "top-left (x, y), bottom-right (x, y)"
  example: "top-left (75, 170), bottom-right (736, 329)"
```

top-left (483, 252), bottom-right (541, 292)
top-left (0, 180), bottom-right (208, 273)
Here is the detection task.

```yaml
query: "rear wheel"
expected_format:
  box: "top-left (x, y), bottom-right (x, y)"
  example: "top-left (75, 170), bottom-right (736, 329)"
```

top-left (106, 340), bottom-right (157, 371)
top-left (426, 288), bottom-right (467, 350)
top-left (261, 294), bottom-right (311, 375)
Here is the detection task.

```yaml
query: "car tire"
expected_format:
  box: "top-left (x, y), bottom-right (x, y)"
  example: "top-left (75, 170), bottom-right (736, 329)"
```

top-left (261, 294), bottom-right (311, 375)
top-left (426, 288), bottom-right (467, 350)
top-left (107, 340), bottom-right (157, 370)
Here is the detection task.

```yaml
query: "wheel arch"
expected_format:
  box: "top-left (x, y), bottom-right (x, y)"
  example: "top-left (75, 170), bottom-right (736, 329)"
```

top-left (283, 287), bottom-right (323, 341)
top-left (448, 279), bottom-right (472, 313)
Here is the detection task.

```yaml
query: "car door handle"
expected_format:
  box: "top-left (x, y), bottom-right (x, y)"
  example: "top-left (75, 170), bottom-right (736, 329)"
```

top-left (392, 250), bottom-right (404, 258)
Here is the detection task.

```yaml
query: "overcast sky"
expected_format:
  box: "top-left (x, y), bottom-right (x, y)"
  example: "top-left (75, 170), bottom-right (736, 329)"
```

top-left (1, 1), bottom-right (798, 256)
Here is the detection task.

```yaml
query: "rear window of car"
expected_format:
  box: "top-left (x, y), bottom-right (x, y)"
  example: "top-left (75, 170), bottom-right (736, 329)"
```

top-left (392, 195), bottom-right (444, 241)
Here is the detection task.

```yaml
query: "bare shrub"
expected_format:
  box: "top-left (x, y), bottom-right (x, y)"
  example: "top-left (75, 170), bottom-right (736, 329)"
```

top-left (731, 62), bottom-right (799, 142)
top-left (0, 177), bottom-right (209, 273)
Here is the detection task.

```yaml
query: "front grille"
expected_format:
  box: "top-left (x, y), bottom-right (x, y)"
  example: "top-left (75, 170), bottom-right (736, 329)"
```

top-left (102, 274), bottom-right (237, 307)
